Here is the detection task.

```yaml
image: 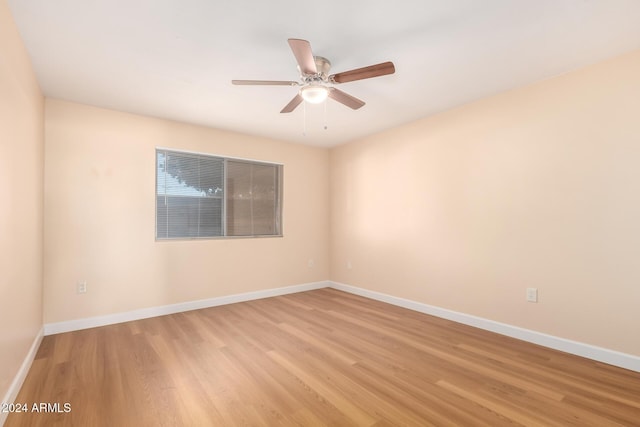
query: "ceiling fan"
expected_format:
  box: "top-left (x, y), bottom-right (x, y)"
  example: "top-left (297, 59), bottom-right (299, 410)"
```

top-left (232, 38), bottom-right (395, 113)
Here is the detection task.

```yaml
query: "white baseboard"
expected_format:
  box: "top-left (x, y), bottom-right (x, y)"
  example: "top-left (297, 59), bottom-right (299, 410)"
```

top-left (41, 279), bottom-right (639, 373)
top-left (329, 281), bottom-right (640, 373)
top-left (44, 281), bottom-right (329, 336)
top-left (1, 327), bottom-right (44, 427)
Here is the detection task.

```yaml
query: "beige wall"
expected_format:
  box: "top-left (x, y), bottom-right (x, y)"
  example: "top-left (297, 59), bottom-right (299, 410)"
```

top-left (43, 100), bottom-right (329, 324)
top-left (330, 50), bottom-right (640, 356)
top-left (3, 0), bottom-right (639, 392)
top-left (0, 0), bottom-right (44, 401)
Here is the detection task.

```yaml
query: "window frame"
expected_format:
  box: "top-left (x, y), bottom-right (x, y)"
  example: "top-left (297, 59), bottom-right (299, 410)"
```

top-left (155, 147), bottom-right (283, 241)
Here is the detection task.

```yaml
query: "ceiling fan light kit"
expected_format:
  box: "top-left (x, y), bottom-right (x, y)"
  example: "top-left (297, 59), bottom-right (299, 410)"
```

top-left (232, 38), bottom-right (395, 113)
top-left (300, 85), bottom-right (328, 104)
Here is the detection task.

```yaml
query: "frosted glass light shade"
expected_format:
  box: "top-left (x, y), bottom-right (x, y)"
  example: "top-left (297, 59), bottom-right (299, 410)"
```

top-left (300, 85), bottom-right (328, 104)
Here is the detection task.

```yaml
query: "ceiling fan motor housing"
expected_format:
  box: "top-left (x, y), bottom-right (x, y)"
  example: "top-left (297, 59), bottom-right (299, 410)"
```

top-left (308, 56), bottom-right (331, 81)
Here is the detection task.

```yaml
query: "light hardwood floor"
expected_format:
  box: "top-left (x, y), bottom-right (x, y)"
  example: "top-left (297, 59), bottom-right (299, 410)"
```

top-left (6, 288), bottom-right (640, 426)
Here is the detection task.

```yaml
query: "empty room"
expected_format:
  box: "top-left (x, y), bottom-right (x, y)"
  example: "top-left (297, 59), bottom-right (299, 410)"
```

top-left (2, 0), bottom-right (640, 426)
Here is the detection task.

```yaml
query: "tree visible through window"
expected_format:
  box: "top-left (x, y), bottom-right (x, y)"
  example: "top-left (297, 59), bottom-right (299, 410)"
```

top-left (156, 149), bottom-right (282, 239)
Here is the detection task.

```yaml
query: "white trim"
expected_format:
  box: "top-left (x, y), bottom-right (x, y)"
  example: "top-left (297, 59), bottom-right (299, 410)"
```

top-left (155, 146), bottom-right (284, 166)
top-left (329, 281), bottom-right (640, 373)
top-left (40, 280), bottom-right (640, 373)
top-left (1, 327), bottom-right (44, 427)
top-left (44, 281), bottom-right (329, 336)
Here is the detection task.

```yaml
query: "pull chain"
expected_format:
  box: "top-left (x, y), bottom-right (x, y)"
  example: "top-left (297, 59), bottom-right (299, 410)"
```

top-left (324, 100), bottom-right (328, 130)
top-left (302, 101), bottom-right (307, 136)
top-left (301, 101), bottom-right (329, 135)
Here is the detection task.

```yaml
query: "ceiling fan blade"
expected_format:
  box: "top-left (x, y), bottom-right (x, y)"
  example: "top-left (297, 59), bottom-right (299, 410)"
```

top-left (330, 61), bottom-right (395, 84)
top-left (232, 80), bottom-right (298, 86)
top-left (280, 94), bottom-right (303, 113)
top-left (328, 88), bottom-right (365, 110)
top-left (288, 39), bottom-right (317, 75)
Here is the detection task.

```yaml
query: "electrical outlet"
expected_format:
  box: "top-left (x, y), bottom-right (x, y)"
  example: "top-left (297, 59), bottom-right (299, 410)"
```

top-left (347, 260), bottom-right (352, 270)
top-left (308, 259), bottom-right (315, 268)
top-left (526, 287), bottom-right (538, 303)
top-left (77, 281), bottom-right (87, 294)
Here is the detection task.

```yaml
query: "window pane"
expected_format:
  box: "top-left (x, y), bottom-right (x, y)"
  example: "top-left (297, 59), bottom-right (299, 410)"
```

top-left (250, 164), bottom-right (277, 235)
top-left (165, 153), bottom-right (201, 196)
top-left (156, 150), bottom-right (224, 239)
top-left (166, 196), bottom-right (200, 238)
top-left (199, 198), bottom-right (223, 236)
top-left (226, 160), bottom-right (280, 236)
top-left (199, 156), bottom-right (224, 197)
top-left (226, 161), bottom-right (253, 236)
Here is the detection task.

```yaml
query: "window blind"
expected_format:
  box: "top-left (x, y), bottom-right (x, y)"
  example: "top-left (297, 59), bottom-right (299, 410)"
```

top-left (156, 149), bottom-right (282, 239)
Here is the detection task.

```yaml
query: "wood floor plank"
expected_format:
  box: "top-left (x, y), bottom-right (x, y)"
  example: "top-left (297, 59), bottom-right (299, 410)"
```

top-left (6, 288), bottom-right (640, 426)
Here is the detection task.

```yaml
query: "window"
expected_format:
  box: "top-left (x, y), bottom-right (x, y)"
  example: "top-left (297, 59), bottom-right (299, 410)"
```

top-left (156, 149), bottom-right (282, 239)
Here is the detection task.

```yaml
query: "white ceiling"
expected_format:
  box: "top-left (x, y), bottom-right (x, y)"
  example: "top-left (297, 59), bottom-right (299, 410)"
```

top-left (7, 0), bottom-right (640, 147)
